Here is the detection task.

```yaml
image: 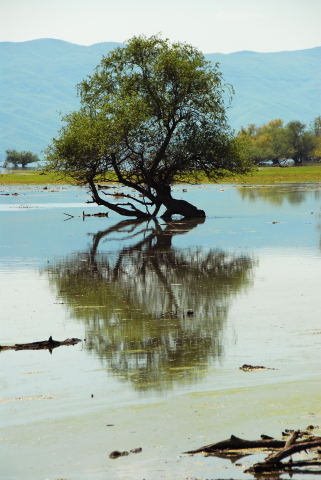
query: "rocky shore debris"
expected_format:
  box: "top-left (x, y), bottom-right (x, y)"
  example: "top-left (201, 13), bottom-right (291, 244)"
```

top-left (239, 363), bottom-right (275, 371)
top-left (109, 447), bottom-right (142, 459)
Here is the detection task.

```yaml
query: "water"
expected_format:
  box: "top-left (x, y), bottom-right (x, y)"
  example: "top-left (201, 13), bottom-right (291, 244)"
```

top-left (1, 183), bottom-right (321, 479)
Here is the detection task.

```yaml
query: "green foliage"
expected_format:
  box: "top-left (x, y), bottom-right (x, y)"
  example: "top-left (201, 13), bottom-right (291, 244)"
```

top-left (4, 149), bottom-right (39, 168)
top-left (49, 35), bottom-right (249, 183)
top-left (47, 36), bottom-right (252, 218)
top-left (238, 116), bottom-right (320, 164)
top-left (238, 119), bottom-right (291, 162)
top-left (313, 116), bottom-right (321, 137)
top-left (46, 111), bottom-right (113, 183)
top-left (286, 121), bottom-right (316, 164)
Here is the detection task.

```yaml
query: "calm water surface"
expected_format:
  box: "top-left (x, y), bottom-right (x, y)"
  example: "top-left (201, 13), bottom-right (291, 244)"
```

top-left (1, 183), bottom-right (321, 479)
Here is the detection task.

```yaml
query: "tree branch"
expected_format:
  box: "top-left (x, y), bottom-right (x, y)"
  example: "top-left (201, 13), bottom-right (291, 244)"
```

top-left (111, 156), bottom-right (155, 202)
top-left (88, 178), bottom-right (150, 218)
top-left (100, 190), bottom-right (153, 207)
top-left (149, 123), bottom-right (176, 175)
top-left (266, 438), bottom-right (321, 464)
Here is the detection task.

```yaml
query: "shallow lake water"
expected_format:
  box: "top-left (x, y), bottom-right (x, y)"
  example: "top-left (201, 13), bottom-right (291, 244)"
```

top-left (1, 183), bottom-right (321, 480)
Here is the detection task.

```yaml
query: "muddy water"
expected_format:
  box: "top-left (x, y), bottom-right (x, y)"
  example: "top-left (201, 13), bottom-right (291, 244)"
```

top-left (1, 183), bottom-right (321, 480)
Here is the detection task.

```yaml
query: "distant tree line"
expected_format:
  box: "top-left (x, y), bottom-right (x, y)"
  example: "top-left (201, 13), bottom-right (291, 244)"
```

top-left (4, 149), bottom-right (40, 168)
top-left (237, 116), bottom-right (321, 165)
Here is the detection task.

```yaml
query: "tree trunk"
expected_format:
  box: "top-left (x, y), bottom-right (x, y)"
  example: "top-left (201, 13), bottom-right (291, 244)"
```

top-left (156, 185), bottom-right (205, 220)
top-left (88, 178), bottom-right (152, 219)
top-left (88, 179), bottom-right (205, 220)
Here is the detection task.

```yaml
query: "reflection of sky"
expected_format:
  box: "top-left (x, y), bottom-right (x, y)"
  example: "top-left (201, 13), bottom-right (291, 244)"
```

top-left (1, 184), bottom-right (321, 266)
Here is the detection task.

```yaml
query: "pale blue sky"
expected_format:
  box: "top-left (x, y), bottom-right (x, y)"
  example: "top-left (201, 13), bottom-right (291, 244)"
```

top-left (1, 0), bottom-right (321, 52)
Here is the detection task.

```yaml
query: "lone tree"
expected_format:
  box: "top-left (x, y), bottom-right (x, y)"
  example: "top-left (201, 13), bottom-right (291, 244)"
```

top-left (47, 36), bottom-right (251, 219)
top-left (4, 149), bottom-right (39, 168)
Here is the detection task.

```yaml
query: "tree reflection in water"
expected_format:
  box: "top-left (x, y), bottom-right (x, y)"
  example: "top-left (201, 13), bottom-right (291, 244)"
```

top-left (238, 184), bottom-right (321, 206)
top-left (48, 219), bottom-right (254, 391)
top-left (238, 185), bottom-right (321, 250)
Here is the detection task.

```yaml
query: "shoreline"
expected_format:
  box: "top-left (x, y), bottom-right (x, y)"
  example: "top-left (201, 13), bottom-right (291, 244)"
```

top-left (1, 165), bottom-right (321, 186)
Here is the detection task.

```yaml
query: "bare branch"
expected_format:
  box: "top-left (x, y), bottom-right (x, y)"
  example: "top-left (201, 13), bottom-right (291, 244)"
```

top-left (100, 190), bottom-right (152, 206)
top-left (111, 156), bottom-right (155, 201)
top-left (266, 438), bottom-right (321, 464)
top-left (88, 178), bottom-right (149, 218)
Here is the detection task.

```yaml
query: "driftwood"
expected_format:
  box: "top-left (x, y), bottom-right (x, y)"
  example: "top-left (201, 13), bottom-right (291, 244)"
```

top-left (0, 336), bottom-right (81, 353)
top-left (63, 211), bottom-right (109, 221)
top-left (185, 434), bottom-right (285, 454)
top-left (82, 211), bottom-right (108, 218)
top-left (248, 438), bottom-right (321, 474)
top-left (109, 447), bottom-right (142, 459)
top-left (186, 428), bottom-right (321, 477)
top-left (239, 363), bottom-right (276, 371)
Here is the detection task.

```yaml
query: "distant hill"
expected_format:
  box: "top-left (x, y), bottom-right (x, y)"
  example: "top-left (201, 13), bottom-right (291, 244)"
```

top-left (210, 48), bottom-right (321, 130)
top-left (1, 39), bottom-right (320, 160)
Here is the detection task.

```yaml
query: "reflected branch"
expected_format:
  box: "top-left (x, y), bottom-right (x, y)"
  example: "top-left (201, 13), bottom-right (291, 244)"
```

top-left (238, 185), bottom-right (321, 206)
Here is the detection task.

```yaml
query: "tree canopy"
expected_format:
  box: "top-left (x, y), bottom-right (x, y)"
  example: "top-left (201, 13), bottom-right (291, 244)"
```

top-left (47, 35), bottom-right (251, 219)
top-left (4, 149), bottom-right (39, 168)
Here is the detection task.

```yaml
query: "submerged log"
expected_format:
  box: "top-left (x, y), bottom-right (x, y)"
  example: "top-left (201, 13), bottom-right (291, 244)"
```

top-left (0, 336), bottom-right (81, 352)
top-left (248, 440), bottom-right (321, 473)
top-left (185, 434), bottom-right (285, 454)
top-left (82, 210), bottom-right (109, 218)
top-left (239, 363), bottom-right (275, 371)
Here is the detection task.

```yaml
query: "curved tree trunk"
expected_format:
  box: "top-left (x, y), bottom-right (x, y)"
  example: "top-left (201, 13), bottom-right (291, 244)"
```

top-left (88, 179), bottom-right (205, 220)
top-left (156, 185), bottom-right (206, 220)
top-left (88, 178), bottom-right (152, 219)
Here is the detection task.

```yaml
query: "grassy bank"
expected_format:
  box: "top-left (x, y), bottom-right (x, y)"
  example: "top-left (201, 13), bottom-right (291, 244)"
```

top-left (223, 165), bottom-right (321, 185)
top-left (1, 165), bottom-right (321, 186)
top-left (0, 171), bottom-right (74, 185)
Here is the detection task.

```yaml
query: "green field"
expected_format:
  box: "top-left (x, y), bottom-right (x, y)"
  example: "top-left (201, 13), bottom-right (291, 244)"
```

top-left (220, 165), bottom-right (321, 184)
top-left (0, 171), bottom-right (74, 185)
top-left (1, 165), bottom-right (321, 186)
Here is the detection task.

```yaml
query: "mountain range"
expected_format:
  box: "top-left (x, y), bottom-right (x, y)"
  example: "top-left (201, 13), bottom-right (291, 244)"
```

top-left (1, 39), bottom-right (320, 160)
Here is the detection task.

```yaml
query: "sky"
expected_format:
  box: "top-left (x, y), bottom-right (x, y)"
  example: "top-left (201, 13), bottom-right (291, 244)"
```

top-left (1, 0), bottom-right (321, 53)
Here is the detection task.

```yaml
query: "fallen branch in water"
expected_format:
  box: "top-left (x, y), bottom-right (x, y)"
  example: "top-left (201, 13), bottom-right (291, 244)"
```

top-left (82, 210), bottom-right (109, 219)
top-left (0, 336), bottom-right (82, 353)
top-left (186, 428), bottom-right (321, 477)
top-left (239, 363), bottom-right (276, 372)
top-left (185, 434), bottom-right (285, 454)
top-left (248, 436), bottom-right (321, 475)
